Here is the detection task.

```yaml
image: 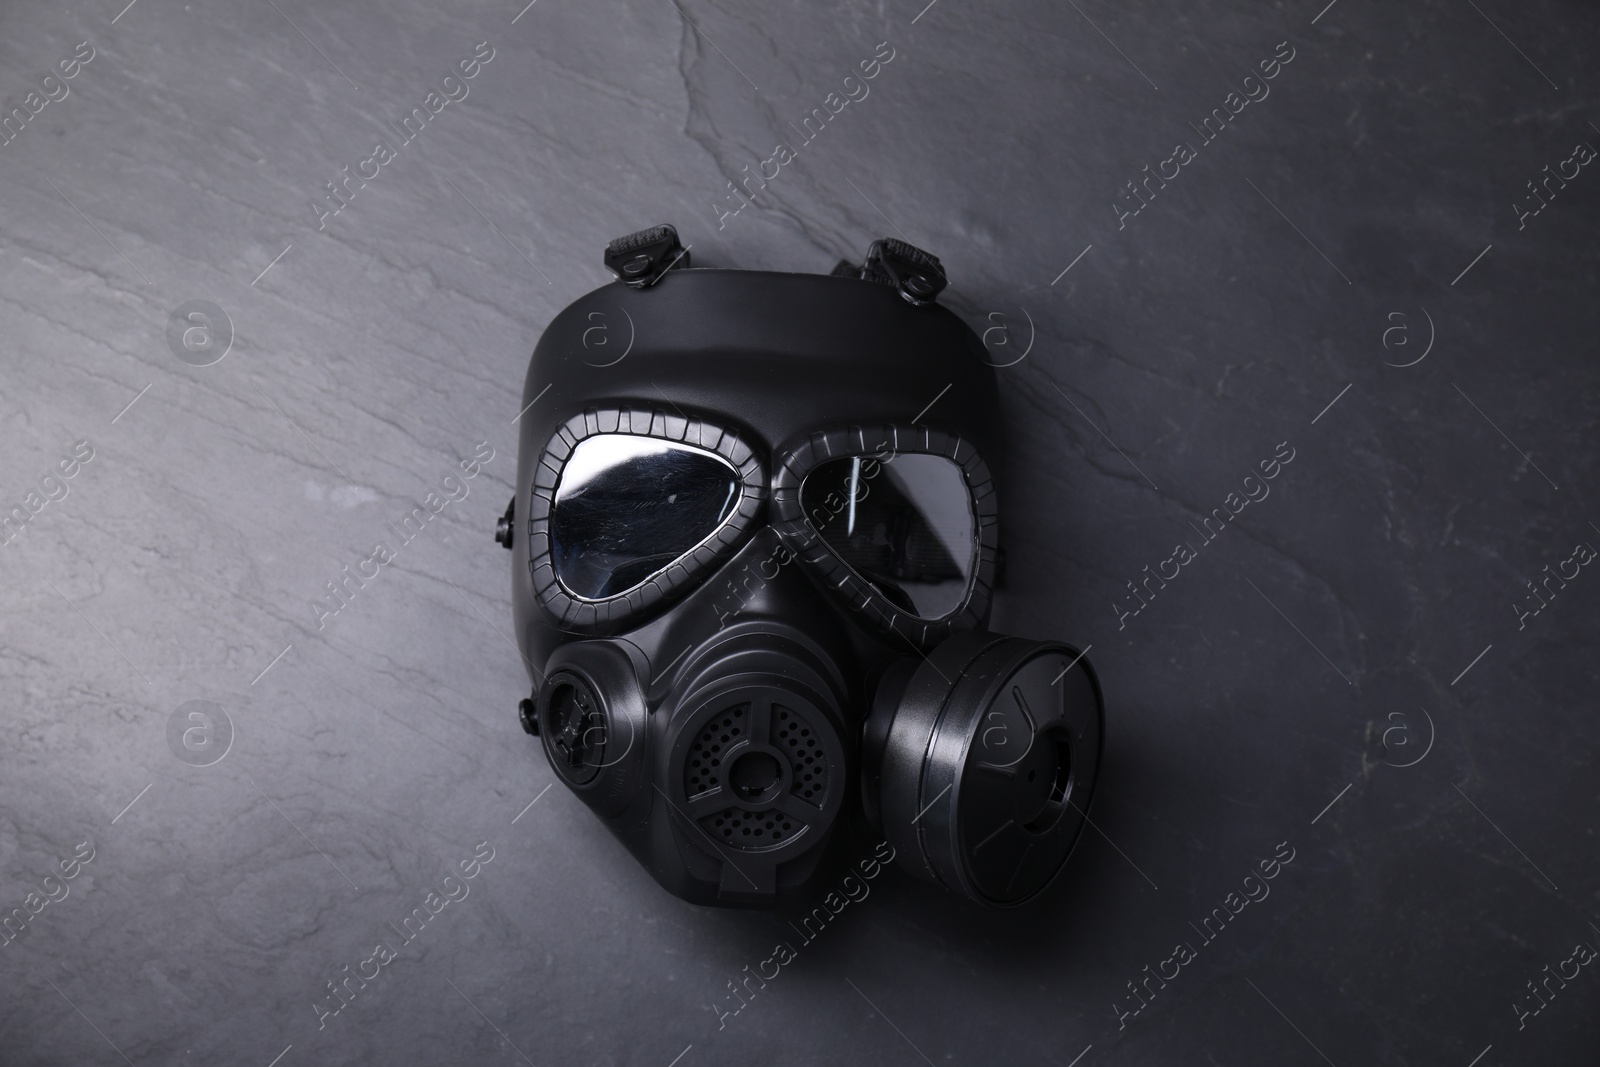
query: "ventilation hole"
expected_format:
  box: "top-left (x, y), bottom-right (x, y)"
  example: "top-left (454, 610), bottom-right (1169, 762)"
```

top-left (700, 807), bottom-right (800, 850)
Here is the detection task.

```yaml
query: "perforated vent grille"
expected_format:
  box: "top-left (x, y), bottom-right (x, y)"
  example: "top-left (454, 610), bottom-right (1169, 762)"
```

top-left (702, 808), bottom-right (796, 847)
top-left (776, 706), bottom-right (828, 804)
top-left (678, 698), bottom-right (835, 852)
top-left (684, 704), bottom-right (747, 796)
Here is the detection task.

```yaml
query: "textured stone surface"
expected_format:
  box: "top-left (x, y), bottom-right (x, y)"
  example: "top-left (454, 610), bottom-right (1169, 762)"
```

top-left (1, 0), bottom-right (1597, 1064)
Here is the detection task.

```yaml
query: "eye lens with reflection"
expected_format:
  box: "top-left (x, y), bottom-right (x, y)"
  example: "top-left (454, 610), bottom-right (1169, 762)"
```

top-left (800, 453), bottom-right (975, 618)
top-left (551, 435), bottom-right (739, 600)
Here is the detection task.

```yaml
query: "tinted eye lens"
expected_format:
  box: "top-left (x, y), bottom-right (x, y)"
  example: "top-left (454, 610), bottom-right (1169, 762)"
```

top-left (800, 454), bottom-right (974, 618)
top-left (552, 435), bottom-right (740, 600)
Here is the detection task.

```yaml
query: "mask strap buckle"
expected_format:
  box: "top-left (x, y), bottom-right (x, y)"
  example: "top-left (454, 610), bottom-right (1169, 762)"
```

top-left (604, 224), bottom-right (692, 288)
top-left (831, 237), bottom-right (948, 306)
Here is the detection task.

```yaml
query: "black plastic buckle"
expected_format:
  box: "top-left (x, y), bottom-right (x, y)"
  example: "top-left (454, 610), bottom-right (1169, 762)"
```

top-left (832, 237), bottom-right (947, 306)
top-left (604, 224), bottom-right (691, 288)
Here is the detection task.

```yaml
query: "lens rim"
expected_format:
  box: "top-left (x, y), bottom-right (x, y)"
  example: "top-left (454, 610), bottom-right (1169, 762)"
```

top-left (528, 407), bottom-right (766, 633)
top-left (771, 423), bottom-right (998, 650)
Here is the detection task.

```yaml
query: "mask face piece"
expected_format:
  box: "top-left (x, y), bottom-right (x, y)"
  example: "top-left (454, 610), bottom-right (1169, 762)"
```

top-left (500, 226), bottom-right (1105, 908)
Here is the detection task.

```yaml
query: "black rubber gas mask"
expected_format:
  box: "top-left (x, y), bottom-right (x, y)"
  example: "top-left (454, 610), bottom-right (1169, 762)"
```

top-left (497, 226), bottom-right (1104, 907)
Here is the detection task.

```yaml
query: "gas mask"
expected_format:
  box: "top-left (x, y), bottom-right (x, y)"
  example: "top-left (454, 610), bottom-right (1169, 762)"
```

top-left (497, 225), bottom-right (1104, 908)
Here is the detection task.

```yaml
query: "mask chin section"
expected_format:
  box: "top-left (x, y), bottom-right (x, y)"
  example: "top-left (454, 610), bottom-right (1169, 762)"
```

top-left (658, 625), bottom-right (850, 907)
top-left (866, 631), bottom-right (1105, 907)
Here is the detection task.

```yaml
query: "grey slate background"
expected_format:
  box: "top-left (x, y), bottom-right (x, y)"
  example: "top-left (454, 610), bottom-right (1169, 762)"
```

top-left (2, 0), bottom-right (1598, 1064)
